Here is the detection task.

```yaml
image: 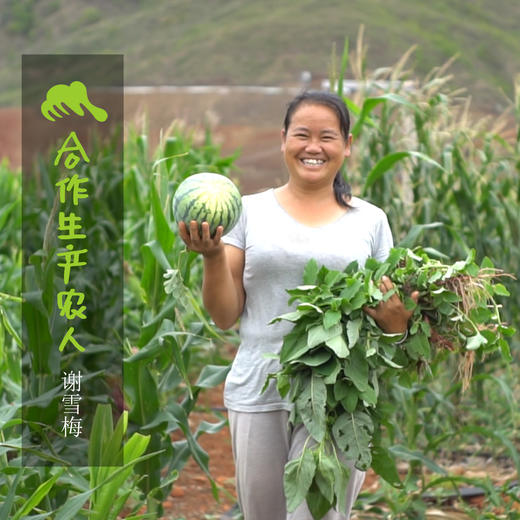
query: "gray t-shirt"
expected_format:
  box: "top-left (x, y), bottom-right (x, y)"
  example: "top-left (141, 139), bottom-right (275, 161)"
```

top-left (222, 188), bottom-right (393, 412)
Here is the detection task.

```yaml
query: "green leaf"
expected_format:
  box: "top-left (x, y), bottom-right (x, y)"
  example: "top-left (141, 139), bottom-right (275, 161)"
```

top-left (307, 479), bottom-right (334, 520)
top-left (333, 459), bottom-right (351, 514)
top-left (371, 445), bottom-right (402, 487)
top-left (389, 445), bottom-right (447, 475)
top-left (345, 348), bottom-right (369, 392)
top-left (54, 448), bottom-right (161, 520)
top-left (298, 349), bottom-right (332, 367)
top-left (378, 353), bottom-right (403, 369)
top-left (296, 375), bottom-right (327, 442)
top-left (493, 283), bottom-right (510, 296)
top-left (0, 307), bottom-right (22, 347)
top-left (276, 373), bottom-right (291, 397)
top-left (91, 433), bottom-right (152, 519)
top-left (341, 390), bottom-right (358, 413)
top-left (314, 452), bottom-right (339, 505)
top-left (498, 338), bottom-right (513, 362)
top-left (194, 364), bottom-right (231, 388)
top-left (12, 469), bottom-right (64, 520)
top-left (322, 358), bottom-right (342, 385)
top-left (308, 322), bottom-right (342, 349)
top-left (360, 384), bottom-right (378, 406)
top-left (333, 379), bottom-right (350, 402)
top-left (270, 309), bottom-right (305, 323)
top-left (0, 470), bottom-right (22, 519)
top-left (298, 302), bottom-right (324, 314)
top-left (284, 447), bottom-right (317, 513)
top-left (124, 360), bottom-right (160, 425)
top-left (365, 150), bottom-right (445, 192)
top-left (332, 411), bottom-right (373, 471)
top-left (325, 334), bottom-right (348, 358)
top-left (324, 269), bottom-right (343, 287)
top-left (323, 309), bottom-right (341, 329)
top-left (405, 332), bottom-right (431, 360)
top-left (54, 489), bottom-right (95, 520)
top-left (89, 404), bottom-right (115, 468)
top-left (279, 323), bottom-right (312, 363)
top-left (351, 94), bottom-right (417, 138)
top-left (465, 332), bottom-right (487, 351)
top-left (397, 222), bottom-right (444, 249)
top-left (303, 259), bottom-right (319, 285)
top-left (346, 318), bottom-right (362, 348)
top-left (150, 180), bottom-right (175, 253)
top-left (339, 278), bottom-right (363, 301)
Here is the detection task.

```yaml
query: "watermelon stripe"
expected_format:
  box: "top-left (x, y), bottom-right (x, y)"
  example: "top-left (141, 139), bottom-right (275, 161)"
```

top-left (173, 186), bottom-right (201, 215)
top-left (178, 193), bottom-right (207, 222)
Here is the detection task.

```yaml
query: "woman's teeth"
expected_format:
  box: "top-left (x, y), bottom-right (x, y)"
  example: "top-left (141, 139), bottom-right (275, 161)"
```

top-left (301, 159), bottom-right (325, 166)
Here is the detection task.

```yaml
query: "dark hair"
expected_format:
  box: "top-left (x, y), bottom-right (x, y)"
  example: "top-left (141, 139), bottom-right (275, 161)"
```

top-left (283, 90), bottom-right (352, 207)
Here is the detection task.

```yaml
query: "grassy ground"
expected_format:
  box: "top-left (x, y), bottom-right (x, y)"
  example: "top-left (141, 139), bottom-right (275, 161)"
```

top-left (1, 0), bottom-right (519, 109)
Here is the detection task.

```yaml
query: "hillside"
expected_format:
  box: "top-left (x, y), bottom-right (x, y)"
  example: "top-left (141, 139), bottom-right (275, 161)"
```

top-left (1, 0), bottom-right (519, 110)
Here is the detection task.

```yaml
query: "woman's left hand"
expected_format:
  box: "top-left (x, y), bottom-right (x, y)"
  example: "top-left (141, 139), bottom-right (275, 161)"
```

top-left (363, 276), bottom-right (419, 334)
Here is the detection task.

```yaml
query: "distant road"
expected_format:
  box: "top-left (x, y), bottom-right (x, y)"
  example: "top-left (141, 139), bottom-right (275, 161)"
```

top-left (124, 85), bottom-right (303, 96)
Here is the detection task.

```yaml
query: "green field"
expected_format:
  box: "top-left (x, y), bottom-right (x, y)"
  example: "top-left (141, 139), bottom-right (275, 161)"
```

top-left (1, 0), bottom-right (519, 109)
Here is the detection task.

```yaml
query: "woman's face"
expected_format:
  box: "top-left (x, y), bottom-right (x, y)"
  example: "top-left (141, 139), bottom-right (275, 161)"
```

top-left (281, 102), bottom-right (351, 188)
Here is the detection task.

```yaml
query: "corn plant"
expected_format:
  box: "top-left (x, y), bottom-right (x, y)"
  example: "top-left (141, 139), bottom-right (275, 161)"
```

top-left (122, 122), bottom-right (240, 515)
top-left (1, 119), bottom-right (241, 517)
top-left (330, 33), bottom-right (520, 516)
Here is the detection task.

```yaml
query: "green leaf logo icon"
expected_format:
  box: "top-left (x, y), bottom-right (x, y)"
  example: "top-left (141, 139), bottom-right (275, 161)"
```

top-left (41, 80), bottom-right (108, 122)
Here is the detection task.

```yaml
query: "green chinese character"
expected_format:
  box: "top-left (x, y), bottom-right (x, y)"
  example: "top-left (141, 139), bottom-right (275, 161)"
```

top-left (54, 131), bottom-right (90, 170)
top-left (55, 174), bottom-right (89, 205)
top-left (57, 244), bottom-right (88, 284)
top-left (57, 289), bottom-right (87, 320)
top-left (58, 211), bottom-right (86, 240)
top-left (58, 326), bottom-right (85, 352)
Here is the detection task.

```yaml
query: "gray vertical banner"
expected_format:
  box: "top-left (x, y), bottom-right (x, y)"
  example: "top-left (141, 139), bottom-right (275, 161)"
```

top-left (22, 55), bottom-right (124, 466)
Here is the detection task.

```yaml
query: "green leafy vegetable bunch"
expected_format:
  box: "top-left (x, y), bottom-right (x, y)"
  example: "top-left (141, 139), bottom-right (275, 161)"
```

top-left (266, 247), bottom-right (515, 519)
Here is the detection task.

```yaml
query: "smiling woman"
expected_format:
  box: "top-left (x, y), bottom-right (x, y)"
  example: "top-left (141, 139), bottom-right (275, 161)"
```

top-left (276, 93), bottom-right (353, 228)
top-left (282, 91), bottom-right (352, 195)
top-left (177, 90), bottom-right (415, 520)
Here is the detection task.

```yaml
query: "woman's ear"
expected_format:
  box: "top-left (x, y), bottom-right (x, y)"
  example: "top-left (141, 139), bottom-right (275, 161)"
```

top-left (344, 133), bottom-right (353, 158)
top-left (280, 128), bottom-right (287, 153)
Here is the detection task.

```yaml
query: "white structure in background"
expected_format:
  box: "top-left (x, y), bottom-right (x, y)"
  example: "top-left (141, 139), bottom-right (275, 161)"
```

top-left (123, 79), bottom-right (416, 96)
top-left (321, 78), bottom-right (417, 94)
top-left (300, 70), bottom-right (312, 89)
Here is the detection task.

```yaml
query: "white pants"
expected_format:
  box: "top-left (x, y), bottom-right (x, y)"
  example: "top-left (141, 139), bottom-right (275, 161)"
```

top-left (228, 410), bottom-right (365, 520)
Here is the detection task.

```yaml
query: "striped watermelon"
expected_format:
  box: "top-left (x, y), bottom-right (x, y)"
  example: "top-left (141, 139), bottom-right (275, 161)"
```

top-left (172, 173), bottom-right (242, 236)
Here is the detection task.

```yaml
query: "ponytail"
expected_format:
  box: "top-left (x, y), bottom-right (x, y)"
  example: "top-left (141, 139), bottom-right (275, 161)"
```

top-left (333, 171), bottom-right (352, 208)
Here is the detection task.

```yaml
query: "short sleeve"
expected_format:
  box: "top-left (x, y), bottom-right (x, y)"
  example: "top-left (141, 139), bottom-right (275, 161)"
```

top-left (221, 196), bottom-right (246, 250)
top-left (372, 211), bottom-right (394, 262)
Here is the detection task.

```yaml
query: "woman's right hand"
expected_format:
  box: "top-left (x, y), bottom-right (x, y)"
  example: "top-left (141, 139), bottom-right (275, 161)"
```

top-left (178, 220), bottom-right (225, 258)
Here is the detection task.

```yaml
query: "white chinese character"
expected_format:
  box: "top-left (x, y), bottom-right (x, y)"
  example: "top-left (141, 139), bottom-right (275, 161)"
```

top-left (61, 416), bottom-right (83, 438)
top-left (62, 370), bottom-right (82, 392)
top-left (62, 394), bottom-right (81, 415)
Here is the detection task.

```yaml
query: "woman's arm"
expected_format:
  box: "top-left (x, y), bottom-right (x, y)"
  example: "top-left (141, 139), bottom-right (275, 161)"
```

top-left (179, 220), bottom-right (245, 330)
top-left (202, 243), bottom-right (245, 329)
